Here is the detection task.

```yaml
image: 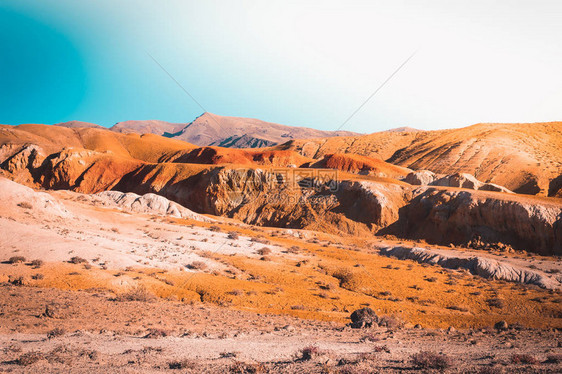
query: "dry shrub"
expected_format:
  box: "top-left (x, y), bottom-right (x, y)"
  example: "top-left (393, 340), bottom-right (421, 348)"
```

top-left (15, 351), bottom-right (43, 366)
top-left (250, 236), bottom-right (270, 245)
top-left (9, 276), bottom-right (24, 286)
top-left (256, 247), bottom-right (271, 255)
top-left (229, 361), bottom-right (266, 373)
top-left (115, 285), bottom-right (157, 302)
top-left (477, 366), bottom-right (504, 374)
top-left (44, 304), bottom-right (67, 319)
top-left (510, 354), bottom-right (538, 365)
top-left (47, 327), bottom-right (65, 339)
top-left (332, 267), bottom-right (360, 290)
top-left (30, 259), bottom-right (43, 268)
top-left (188, 261), bottom-right (208, 270)
top-left (144, 328), bottom-right (168, 338)
top-left (209, 225), bottom-right (221, 232)
top-left (546, 354), bottom-right (562, 364)
top-left (8, 256), bottom-right (26, 264)
top-left (411, 351), bottom-right (452, 370)
top-left (17, 202), bottom-right (33, 209)
top-left (227, 231), bottom-right (239, 240)
top-left (447, 305), bottom-right (469, 312)
top-left (378, 315), bottom-right (404, 329)
top-left (31, 273), bottom-right (44, 280)
top-left (287, 246), bottom-right (300, 254)
top-left (298, 345), bottom-right (321, 361)
top-left (486, 298), bottom-right (504, 309)
top-left (69, 256), bottom-right (88, 264)
top-left (317, 291), bottom-right (329, 299)
top-left (168, 359), bottom-right (197, 369)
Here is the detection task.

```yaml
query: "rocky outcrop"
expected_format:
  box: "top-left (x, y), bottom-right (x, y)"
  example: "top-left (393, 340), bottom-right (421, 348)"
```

top-left (94, 191), bottom-right (212, 221)
top-left (430, 173), bottom-right (512, 193)
top-left (404, 171), bottom-right (512, 193)
top-left (403, 170), bottom-right (437, 185)
top-left (392, 188), bottom-right (562, 255)
top-left (113, 167), bottom-right (411, 235)
top-left (0, 144), bottom-right (45, 183)
top-left (378, 245), bottom-right (561, 289)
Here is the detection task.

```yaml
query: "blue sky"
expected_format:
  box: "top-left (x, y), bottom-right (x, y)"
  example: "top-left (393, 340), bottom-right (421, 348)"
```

top-left (1, 1), bottom-right (562, 133)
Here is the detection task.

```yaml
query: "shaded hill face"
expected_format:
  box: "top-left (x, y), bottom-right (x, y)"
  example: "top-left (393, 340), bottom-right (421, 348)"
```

top-left (110, 120), bottom-right (186, 135)
top-left (276, 122), bottom-right (562, 195)
top-left (55, 121), bottom-right (104, 129)
top-left (310, 153), bottom-right (411, 179)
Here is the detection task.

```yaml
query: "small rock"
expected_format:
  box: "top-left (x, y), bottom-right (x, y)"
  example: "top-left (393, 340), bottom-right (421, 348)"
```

top-left (414, 324), bottom-right (422, 329)
top-left (447, 326), bottom-right (456, 334)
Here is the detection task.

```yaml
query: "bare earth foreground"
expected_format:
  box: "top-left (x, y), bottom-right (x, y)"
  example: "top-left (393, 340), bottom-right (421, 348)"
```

top-left (0, 285), bottom-right (560, 373)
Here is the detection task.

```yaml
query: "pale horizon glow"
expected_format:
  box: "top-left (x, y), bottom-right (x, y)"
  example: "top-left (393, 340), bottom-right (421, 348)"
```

top-left (1, 0), bottom-right (562, 133)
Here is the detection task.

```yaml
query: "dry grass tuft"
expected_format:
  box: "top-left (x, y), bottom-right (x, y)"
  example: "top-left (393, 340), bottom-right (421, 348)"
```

top-left (411, 351), bottom-right (452, 370)
top-left (115, 285), bottom-right (157, 302)
top-left (14, 351), bottom-right (44, 366)
top-left (8, 256), bottom-right (26, 264)
top-left (69, 256), bottom-right (88, 264)
top-left (510, 353), bottom-right (538, 365)
top-left (188, 261), bottom-right (208, 270)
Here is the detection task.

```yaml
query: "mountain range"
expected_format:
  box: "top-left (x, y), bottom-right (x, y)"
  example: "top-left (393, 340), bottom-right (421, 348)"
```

top-left (56, 112), bottom-right (359, 148)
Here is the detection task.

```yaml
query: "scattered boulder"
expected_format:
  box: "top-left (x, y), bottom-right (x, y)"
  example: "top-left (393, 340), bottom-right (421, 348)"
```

top-left (494, 320), bottom-right (509, 331)
top-left (350, 307), bottom-right (378, 328)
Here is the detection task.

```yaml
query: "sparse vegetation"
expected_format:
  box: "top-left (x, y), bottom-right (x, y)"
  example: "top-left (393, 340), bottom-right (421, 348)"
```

top-left (411, 351), bottom-right (452, 370)
top-left (115, 285), bottom-right (157, 302)
top-left (510, 353), bottom-right (538, 365)
top-left (144, 328), bottom-right (168, 338)
top-left (256, 247), bottom-right (271, 255)
top-left (168, 359), bottom-right (196, 369)
top-left (30, 259), bottom-right (44, 268)
top-left (298, 345), bottom-right (321, 361)
top-left (227, 231), bottom-right (239, 240)
top-left (47, 327), bottom-right (65, 339)
top-left (486, 298), bottom-right (505, 309)
top-left (17, 201), bottom-right (33, 209)
top-left (69, 256), bottom-right (88, 264)
top-left (8, 256), bottom-right (26, 264)
top-left (9, 276), bottom-right (24, 286)
top-left (188, 261), bottom-right (208, 270)
top-left (15, 351), bottom-right (43, 366)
